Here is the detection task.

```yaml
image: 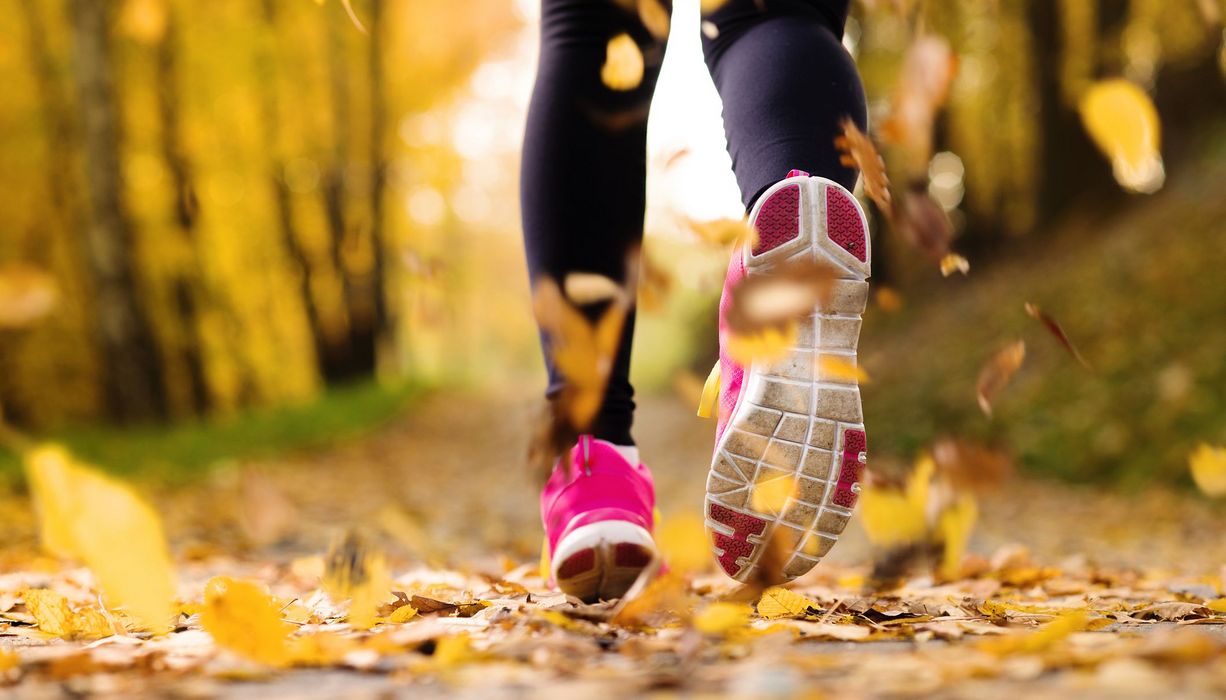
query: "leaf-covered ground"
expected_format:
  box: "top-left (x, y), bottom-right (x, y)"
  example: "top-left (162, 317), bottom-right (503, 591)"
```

top-left (4, 392), bottom-right (1226, 699)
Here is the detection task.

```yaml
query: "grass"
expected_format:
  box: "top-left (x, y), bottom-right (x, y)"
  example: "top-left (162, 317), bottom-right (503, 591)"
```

top-left (0, 380), bottom-right (423, 487)
top-left (859, 130), bottom-right (1226, 489)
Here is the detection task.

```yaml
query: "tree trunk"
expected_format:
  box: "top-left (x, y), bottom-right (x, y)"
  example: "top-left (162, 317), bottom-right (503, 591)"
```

top-left (155, 1), bottom-right (210, 415)
top-left (68, 0), bottom-right (166, 422)
top-left (365, 0), bottom-right (391, 372)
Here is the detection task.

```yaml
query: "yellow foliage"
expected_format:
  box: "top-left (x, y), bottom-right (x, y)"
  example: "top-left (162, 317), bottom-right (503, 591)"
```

top-left (388, 604), bottom-right (419, 623)
top-left (939, 253), bottom-right (970, 277)
top-left (817, 355), bottom-right (869, 384)
top-left (980, 610), bottom-right (1091, 656)
top-left (756, 587), bottom-right (821, 620)
top-left (696, 362), bottom-right (720, 419)
top-left (323, 532), bottom-right (391, 631)
top-left (656, 513), bottom-right (710, 575)
top-left (1188, 444), bottom-right (1226, 497)
top-left (0, 649), bottom-right (17, 672)
top-left (433, 633), bottom-right (479, 668)
top-left (752, 475), bottom-right (795, 514)
top-left (725, 323), bottom-right (798, 365)
top-left (693, 602), bottom-right (752, 635)
top-left (601, 34), bottom-right (644, 92)
top-left (200, 577), bottom-right (294, 667)
top-left (859, 457), bottom-right (933, 546)
top-left (22, 589), bottom-right (116, 640)
top-left (1079, 79), bottom-right (1164, 193)
top-left (23, 445), bottom-right (176, 634)
top-left (937, 494), bottom-right (977, 580)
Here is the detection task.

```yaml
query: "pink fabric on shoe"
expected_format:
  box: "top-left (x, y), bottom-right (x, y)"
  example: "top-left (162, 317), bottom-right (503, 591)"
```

top-left (715, 250), bottom-right (747, 448)
top-left (540, 436), bottom-right (656, 557)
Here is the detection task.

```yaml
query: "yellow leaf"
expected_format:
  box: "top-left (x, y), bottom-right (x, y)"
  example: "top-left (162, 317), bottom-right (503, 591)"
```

top-left (939, 253), bottom-right (970, 277)
top-left (23, 589), bottom-right (72, 637)
top-left (656, 513), bottom-right (710, 575)
top-left (700, 0), bottom-right (729, 13)
top-left (1206, 598), bottom-right (1226, 613)
top-left (693, 602), bottom-right (751, 635)
top-left (1189, 444), bottom-right (1226, 497)
top-left (756, 586), bottom-right (821, 620)
top-left (1079, 79), bottom-right (1164, 193)
top-left (287, 630), bottom-right (357, 666)
top-left (563, 272), bottom-right (621, 305)
top-left (0, 649), bottom-right (17, 672)
top-left (726, 323), bottom-right (798, 365)
top-left (696, 362), bottom-right (720, 419)
top-left (601, 34), bottom-right (643, 92)
top-left (200, 577), bottom-right (294, 667)
top-left (636, 0), bottom-right (670, 40)
top-left (980, 609), bottom-right (1091, 655)
top-left (937, 494), bottom-right (977, 580)
top-left (23, 445), bottom-right (176, 634)
top-left (684, 217), bottom-right (757, 248)
top-left (859, 457), bottom-right (934, 547)
top-left (433, 633), bottom-right (477, 668)
top-left (817, 355), bottom-right (869, 384)
top-left (388, 605), bottom-right (419, 624)
top-left (875, 286), bottom-right (904, 313)
top-left (324, 531), bottom-right (391, 631)
top-left (22, 589), bottom-right (114, 640)
top-left (752, 474), bottom-right (795, 514)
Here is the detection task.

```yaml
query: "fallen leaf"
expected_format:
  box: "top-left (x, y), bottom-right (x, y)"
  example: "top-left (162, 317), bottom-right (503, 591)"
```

top-left (601, 34), bottom-right (644, 91)
top-left (323, 530), bottom-right (391, 630)
top-left (200, 577), bottom-right (293, 666)
top-left (693, 602), bottom-right (751, 634)
top-left (756, 587), bottom-right (822, 620)
top-left (976, 341), bottom-right (1026, 416)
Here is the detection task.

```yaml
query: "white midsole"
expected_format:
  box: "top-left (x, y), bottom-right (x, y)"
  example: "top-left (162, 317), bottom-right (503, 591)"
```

top-left (551, 520), bottom-right (655, 579)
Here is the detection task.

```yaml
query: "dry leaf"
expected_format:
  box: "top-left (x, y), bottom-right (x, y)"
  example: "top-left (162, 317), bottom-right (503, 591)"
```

top-left (693, 602), bottom-right (751, 634)
top-left (684, 216), bottom-right (757, 248)
top-left (1189, 444), bottom-right (1226, 497)
top-left (976, 341), bottom-right (1026, 416)
top-left (756, 587), bottom-right (822, 620)
top-left (881, 34), bottom-right (958, 175)
top-left (1079, 79), bottom-right (1164, 193)
top-left (817, 355), bottom-right (870, 384)
top-left (323, 530), bottom-right (391, 631)
top-left (939, 253), bottom-right (969, 277)
top-left (24, 445), bottom-right (176, 634)
top-left (875, 286), bottom-right (904, 313)
top-left (656, 514), bottom-right (710, 575)
top-left (723, 258), bottom-right (838, 335)
top-left (1024, 302), bottom-right (1090, 369)
top-left (601, 34), bottom-right (644, 91)
top-left (835, 119), bottom-right (891, 213)
top-left (637, 0), bottom-right (671, 40)
top-left (893, 186), bottom-right (954, 259)
top-left (200, 577), bottom-right (294, 666)
top-left (930, 439), bottom-right (1012, 491)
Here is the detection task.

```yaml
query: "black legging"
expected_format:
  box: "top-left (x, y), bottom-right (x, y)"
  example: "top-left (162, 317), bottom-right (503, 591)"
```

top-left (521, 0), bottom-right (866, 446)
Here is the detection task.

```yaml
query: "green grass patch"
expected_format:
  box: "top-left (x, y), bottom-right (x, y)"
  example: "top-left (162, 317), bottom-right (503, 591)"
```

top-left (860, 132), bottom-right (1226, 489)
top-left (0, 380), bottom-right (423, 486)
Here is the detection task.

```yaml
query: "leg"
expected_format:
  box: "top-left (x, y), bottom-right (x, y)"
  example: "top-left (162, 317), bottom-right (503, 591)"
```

top-left (520, 0), bottom-right (669, 446)
top-left (702, 0), bottom-right (866, 207)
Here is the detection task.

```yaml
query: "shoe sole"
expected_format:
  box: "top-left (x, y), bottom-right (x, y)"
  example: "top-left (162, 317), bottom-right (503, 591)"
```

top-left (552, 520), bottom-right (657, 602)
top-left (705, 175), bottom-right (871, 583)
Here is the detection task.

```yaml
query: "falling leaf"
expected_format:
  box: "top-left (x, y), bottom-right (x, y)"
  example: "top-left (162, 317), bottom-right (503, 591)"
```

top-left (636, 248), bottom-right (673, 312)
top-left (563, 272), bottom-right (622, 306)
top-left (752, 474), bottom-right (795, 514)
top-left (656, 513), bottom-right (710, 575)
top-left (200, 577), bottom-right (293, 666)
top-left (881, 35), bottom-right (958, 175)
top-left (637, 0), bottom-right (670, 40)
top-left (693, 602), bottom-right (751, 634)
top-left (939, 253), bottom-right (969, 277)
top-left (119, 0), bottom-right (167, 43)
top-left (683, 216), bottom-right (758, 248)
top-left (700, 0), bottom-right (729, 12)
top-left (859, 457), bottom-right (932, 547)
top-left (893, 186), bottom-right (954, 259)
top-left (723, 258), bottom-right (838, 336)
top-left (0, 264), bottom-right (58, 328)
top-left (1189, 444), bottom-right (1226, 497)
top-left (936, 495), bottom-right (977, 580)
top-left (1024, 302), bottom-right (1090, 369)
top-left (700, 20), bottom-right (719, 38)
top-left (725, 324), bottom-right (798, 365)
top-left (875, 286), bottom-right (904, 313)
top-left (1079, 79), bottom-right (1164, 193)
top-left (695, 362), bottom-right (720, 419)
top-left (756, 587), bottom-right (822, 620)
top-left (601, 34), bottom-right (644, 91)
top-left (324, 530), bottom-right (391, 630)
top-left (976, 341), bottom-right (1026, 416)
top-left (23, 445), bottom-right (176, 634)
top-left (930, 439), bottom-right (1012, 491)
top-left (817, 355), bottom-right (870, 384)
top-left (835, 119), bottom-right (891, 213)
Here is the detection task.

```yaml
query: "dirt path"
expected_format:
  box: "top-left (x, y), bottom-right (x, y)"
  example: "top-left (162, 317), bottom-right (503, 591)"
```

top-left (5, 389), bottom-right (1226, 699)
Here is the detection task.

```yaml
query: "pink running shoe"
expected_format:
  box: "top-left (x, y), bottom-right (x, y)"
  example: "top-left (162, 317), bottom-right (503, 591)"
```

top-left (540, 436), bottom-right (658, 601)
top-left (703, 170), bottom-right (872, 583)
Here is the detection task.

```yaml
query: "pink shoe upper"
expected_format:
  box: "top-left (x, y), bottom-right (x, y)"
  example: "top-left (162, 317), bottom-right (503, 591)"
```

top-left (540, 436), bottom-right (656, 556)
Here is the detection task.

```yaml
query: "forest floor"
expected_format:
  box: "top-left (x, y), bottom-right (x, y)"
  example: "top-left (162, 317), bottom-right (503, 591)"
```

top-left (5, 390), bottom-right (1226, 698)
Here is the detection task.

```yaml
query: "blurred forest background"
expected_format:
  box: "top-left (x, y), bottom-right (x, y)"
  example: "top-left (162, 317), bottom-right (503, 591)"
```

top-left (0, 0), bottom-right (1223, 486)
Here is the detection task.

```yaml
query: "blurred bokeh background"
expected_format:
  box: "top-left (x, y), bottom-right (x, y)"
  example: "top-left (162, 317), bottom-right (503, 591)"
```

top-left (1, 0), bottom-right (1224, 501)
